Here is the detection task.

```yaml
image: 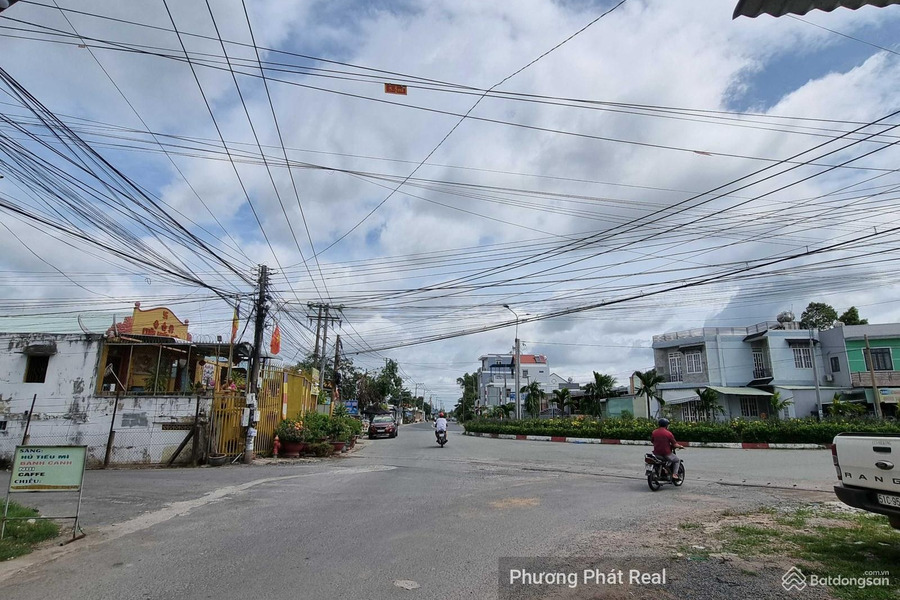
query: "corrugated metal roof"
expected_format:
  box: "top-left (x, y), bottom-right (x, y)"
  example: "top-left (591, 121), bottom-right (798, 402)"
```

top-left (0, 313), bottom-right (117, 334)
top-left (734, 0), bottom-right (900, 18)
top-left (708, 386), bottom-right (773, 396)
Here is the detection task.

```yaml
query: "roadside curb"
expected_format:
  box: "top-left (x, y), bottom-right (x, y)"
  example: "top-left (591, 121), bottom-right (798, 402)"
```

top-left (462, 431), bottom-right (832, 450)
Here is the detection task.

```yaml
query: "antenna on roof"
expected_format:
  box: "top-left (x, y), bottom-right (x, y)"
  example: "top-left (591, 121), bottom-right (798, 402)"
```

top-left (77, 315), bottom-right (95, 334)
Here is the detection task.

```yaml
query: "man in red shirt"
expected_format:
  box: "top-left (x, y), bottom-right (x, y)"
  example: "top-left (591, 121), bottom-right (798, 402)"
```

top-left (651, 418), bottom-right (683, 480)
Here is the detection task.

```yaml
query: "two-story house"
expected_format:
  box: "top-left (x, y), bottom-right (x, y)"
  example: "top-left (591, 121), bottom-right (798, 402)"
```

top-left (819, 323), bottom-right (900, 417)
top-left (651, 317), bottom-right (844, 421)
top-left (477, 353), bottom-right (552, 408)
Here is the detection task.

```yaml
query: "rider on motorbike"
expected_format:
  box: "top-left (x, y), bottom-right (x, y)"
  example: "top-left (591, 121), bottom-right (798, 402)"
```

top-left (651, 418), bottom-right (684, 480)
top-left (434, 412), bottom-right (448, 442)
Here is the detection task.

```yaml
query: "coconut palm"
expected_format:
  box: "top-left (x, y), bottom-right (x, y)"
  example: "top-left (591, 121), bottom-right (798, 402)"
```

top-left (521, 381), bottom-right (543, 418)
top-left (769, 390), bottom-right (793, 419)
top-left (695, 387), bottom-right (725, 421)
top-left (582, 372), bottom-right (616, 417)
top-left (634, 369), bottom-right (665, 418)
top-left (552, 388), bottom-right (571, 416)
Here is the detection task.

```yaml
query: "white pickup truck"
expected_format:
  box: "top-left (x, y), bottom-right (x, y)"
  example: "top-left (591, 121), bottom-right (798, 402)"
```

top-left (832, 433), bottom-right (900, 528)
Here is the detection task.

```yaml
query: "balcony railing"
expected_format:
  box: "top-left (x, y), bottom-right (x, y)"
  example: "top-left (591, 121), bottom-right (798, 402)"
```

top-left (653, 321), bottom-right (781, 344)
top-left (752, 367), bottom-right (773, 379)
top-left (851, 371), bottom-right (900, 387)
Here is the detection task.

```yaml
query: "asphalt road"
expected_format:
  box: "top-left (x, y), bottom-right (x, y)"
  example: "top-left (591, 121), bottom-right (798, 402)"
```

top-left (0, 422), bottom-right (840, 600)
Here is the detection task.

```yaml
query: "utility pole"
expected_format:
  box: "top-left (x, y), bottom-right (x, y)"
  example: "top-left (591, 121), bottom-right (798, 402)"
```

top-left (319, 306), bottom-right (330, 393)
top-left (307, 303), bottom-right (343, 397)
top-left (515, 338), bottom-right (521, 420)
top-left (864, 334), bottom-right (885, 419)
top-left (311, 305), bottom-right (322, 363)
top-left (332, 334), bottom-right (341, 406)
top-left (810, 328), bottom-right (823, 420)
top-left (245, 264), bottom-right (269, 464)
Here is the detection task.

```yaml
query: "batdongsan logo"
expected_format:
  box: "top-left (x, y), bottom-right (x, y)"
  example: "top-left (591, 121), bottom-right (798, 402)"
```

top-left (782, 567), bottom-right (807, 591)
top-left (782, 566), bottom-right (892, 592)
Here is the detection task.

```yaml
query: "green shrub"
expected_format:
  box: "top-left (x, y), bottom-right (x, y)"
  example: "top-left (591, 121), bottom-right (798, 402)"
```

top-left (462, 416), bottom-right (900, 444)
top-left (309, 442), bottom-right (333, 457)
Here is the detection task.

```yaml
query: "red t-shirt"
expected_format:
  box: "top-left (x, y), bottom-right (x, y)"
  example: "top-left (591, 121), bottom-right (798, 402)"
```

top-left (651, 427), bottom-right (677, 456)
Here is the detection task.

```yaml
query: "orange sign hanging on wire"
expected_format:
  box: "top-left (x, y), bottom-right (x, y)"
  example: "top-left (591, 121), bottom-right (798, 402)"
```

top-left (270, 323), bottom-right (281, 355)
top-left (384, 83), bottom-right (407, 95)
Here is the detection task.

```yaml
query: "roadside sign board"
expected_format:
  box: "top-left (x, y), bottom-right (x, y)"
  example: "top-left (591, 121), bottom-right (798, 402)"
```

top-left (9, 446), bottom-right (86, 492)
top-left (344, 399), bottom-right (359, 415)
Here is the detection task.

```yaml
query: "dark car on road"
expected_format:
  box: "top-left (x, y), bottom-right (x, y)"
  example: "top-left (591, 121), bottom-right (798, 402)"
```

top-left (368, 414), bottom-right (398, 439)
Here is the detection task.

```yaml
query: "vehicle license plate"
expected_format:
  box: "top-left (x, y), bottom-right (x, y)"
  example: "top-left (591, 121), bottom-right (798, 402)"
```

top-left (876, 493), bottom-right (900, 508)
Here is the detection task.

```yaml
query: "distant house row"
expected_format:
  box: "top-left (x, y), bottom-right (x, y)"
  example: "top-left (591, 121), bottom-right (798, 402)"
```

top-left (652, 318), bottom-right (899, 421)
top-left (472, 315), bottom-right (899, 421)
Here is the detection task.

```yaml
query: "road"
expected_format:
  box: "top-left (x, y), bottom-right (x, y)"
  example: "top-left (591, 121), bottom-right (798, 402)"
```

top-left (0, 422), bottom-right (839, 599)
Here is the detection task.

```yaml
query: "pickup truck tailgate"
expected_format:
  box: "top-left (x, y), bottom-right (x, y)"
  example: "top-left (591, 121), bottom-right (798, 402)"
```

top-left (835, 434), bottom-right (900, 493)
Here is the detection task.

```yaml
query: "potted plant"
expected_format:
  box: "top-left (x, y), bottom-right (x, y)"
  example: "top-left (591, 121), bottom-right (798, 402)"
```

top-left (300, 411), bottom-right (330, 450)
top-left (328, 419), bottom-right (351, 453)
top-left (275, 417), bottom-right (305, 457)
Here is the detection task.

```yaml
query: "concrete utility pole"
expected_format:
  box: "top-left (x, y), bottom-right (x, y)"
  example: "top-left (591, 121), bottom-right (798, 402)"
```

top-left (245, 264), bottom-right (269, 464)
top-left (810, 328), bottom-right (823, 419)
top-left (503, 305), bottom-right (521, 419)
top-left (332, 334), bottom-right (341, 406)
top-left (307, 303), bottom-right (343, 396)
top-left (864, 334), bottom-right (885, 419)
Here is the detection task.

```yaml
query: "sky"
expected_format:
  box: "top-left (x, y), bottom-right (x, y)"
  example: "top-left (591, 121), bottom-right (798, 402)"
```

top-left (0, 0), bottom-right (899, 410)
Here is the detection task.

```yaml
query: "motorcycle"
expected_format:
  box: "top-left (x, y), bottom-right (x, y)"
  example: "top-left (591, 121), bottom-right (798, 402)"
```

top-left (436, 429), bottom-right (447, 448)
top-left (645, 451), bottom-right (685, 491)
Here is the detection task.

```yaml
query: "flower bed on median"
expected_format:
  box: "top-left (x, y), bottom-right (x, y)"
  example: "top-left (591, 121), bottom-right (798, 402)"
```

top-left (462, 416), bottom-right (900, 445)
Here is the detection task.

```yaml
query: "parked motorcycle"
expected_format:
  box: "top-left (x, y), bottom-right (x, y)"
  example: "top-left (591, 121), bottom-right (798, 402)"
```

top-left (436, 430), bottom-right (447, 448)
top-left (645, 451), bottom-right (685, 491)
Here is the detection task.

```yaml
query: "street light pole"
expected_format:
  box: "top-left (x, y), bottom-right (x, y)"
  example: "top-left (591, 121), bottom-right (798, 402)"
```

top-left (503, 305), bottom-right (521, 420)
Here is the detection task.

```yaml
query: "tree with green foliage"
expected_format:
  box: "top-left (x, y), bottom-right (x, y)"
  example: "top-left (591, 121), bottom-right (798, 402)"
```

top-left (455, 372), bottom-right (478, 421)
top-left (768, 390), bottom-right (793, 419)
top-left (521, 380), bottom-right (544, 418)
top-left (634, 369), bottom-right (665, 417)
top-left (800, 302), bottom-right (838, 330)
top-left (583, 372), bottom-right (617, 417)
top-left (838, 306), bottom-right (868, 325)
top-left (552, 388), bottom-right (570, 415)
top-left (694, 387), bottom-right (725, 421)
top-left (828, 392), bottom-right (866, 417)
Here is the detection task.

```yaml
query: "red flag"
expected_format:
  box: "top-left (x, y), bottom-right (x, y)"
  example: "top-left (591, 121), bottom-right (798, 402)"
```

top-left (270, 323), bottom-right (281, 355)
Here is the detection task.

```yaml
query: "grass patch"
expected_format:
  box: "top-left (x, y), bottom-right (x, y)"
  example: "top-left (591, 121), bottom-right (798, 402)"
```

top-left (714, 507), bottom-right (900, 600)
top-left (0, 502), bottom-right (60, 561)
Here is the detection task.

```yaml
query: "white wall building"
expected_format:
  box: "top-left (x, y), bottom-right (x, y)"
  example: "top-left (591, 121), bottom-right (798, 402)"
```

top-left (477, 353), bottom-right (553, 407)
top-left (0, 331), bottom-right (208, 465)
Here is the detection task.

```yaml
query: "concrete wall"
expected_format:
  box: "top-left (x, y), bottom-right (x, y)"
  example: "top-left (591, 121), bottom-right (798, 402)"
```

top-left (0, 333), bottom-right (211, 465)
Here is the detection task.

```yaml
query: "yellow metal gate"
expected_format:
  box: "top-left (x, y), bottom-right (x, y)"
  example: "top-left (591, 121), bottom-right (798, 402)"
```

top-left (209, 365), bottom-right (283, 457)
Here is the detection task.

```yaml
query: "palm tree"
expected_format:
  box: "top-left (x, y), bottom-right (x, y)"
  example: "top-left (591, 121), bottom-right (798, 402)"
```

top-left (497, 402), bottom-right (515, 419)
top-left (768, 390), bottom-right (793, 419)
top-left (634, 369), bottom-right (665, 418)
top-left (564, 394), bottom-right (582, 416)
top-left (552, 388), bottom-right (570, 416)
top-left (522, 381), bottom-right (543, 418)
top-left (695, 387), bottom-right (725, 421)
top-left (582, 372), bottom-right (617, 417)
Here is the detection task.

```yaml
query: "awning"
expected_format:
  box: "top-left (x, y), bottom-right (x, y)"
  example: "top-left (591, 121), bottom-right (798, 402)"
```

top-left (708, 386), bottom-right (772, 397)
top-left (662, 389), bottom-right (700, 405)
top-left (733, 0), bottom-right (900, 19)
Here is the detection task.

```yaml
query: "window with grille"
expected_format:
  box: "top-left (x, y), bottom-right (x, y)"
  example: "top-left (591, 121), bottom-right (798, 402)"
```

top-left (741, 397), bottom-right (759, 417)
top-left (668, 353), bottom-right (683, 379)
top-left (830, 356), bottom-right (840, 372)
top-left (864, 348), bottom-right (893, 371)
top-left (685, 352), bottom-right (702, 374)
top-left (792, 347), bottom-right (812, 369)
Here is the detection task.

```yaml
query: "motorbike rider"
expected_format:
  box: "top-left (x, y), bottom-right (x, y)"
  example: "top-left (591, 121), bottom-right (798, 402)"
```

top-left (434, 412), bottom-right (449, 441)
top-left (651, 418), bottom-right (684, 480)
